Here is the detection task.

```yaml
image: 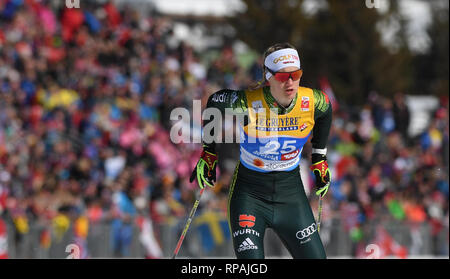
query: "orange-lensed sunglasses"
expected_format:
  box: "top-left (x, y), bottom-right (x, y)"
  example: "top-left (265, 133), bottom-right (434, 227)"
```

top-left (267, 68), bottom-right (303, 82)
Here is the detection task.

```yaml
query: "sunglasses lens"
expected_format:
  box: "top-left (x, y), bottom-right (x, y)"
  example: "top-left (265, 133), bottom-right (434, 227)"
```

top-left (273, 70), bottom-right (302, 82)
top-left (290, 70), bottom-right (302, 81)
top-left (274, 73), bottom-right (290, 82)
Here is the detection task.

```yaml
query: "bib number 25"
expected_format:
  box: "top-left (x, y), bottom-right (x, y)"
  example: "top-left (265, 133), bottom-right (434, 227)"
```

top-left (260, 140), bottom-right (296, 155)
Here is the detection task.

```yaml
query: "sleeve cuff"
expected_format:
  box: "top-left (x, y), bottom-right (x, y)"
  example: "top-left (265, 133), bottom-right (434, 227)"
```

top-left (312, 148), bottom-right (327, 155)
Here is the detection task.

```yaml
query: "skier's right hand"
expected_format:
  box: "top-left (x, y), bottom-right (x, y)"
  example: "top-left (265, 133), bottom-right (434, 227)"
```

top-left (310, 154), bottom-right (331, 197)
top-left (189, 149), bottom-right (218, 189)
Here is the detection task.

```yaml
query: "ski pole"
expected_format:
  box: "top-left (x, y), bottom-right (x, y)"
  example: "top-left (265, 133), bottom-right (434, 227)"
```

top-left (171, 187), bottom-right (205, 259)
top-left (317, 193), bottom-right (323, 233)
top-left (317, 182), bottom-right (328, 233)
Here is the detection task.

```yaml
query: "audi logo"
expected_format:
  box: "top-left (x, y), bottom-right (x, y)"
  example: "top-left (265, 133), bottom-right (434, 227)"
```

top-left (296, 223), bottom-right (317, 240)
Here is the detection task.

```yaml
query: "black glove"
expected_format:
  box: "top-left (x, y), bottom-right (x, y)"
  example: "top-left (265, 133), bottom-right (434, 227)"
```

top-left (189, 150), bottom-right (218, 189)
top-left (310, 154), bottom-right (331, 197)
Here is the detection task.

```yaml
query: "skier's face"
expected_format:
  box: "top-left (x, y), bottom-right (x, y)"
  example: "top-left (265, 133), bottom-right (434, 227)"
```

top-left (268, 66), bottom-right (301, 107)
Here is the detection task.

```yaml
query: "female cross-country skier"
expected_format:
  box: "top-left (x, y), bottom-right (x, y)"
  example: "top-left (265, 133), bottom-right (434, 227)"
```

top-left (190, 42), bottom-right (332, 259)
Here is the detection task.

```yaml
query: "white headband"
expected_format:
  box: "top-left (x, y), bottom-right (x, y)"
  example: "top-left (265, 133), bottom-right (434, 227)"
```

top-left (264, 48), bottom-right (301, 80)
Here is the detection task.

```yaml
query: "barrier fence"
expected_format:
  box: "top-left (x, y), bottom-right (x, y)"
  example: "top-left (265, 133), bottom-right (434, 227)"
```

top-left (3, 216), bottom-right (448, 259)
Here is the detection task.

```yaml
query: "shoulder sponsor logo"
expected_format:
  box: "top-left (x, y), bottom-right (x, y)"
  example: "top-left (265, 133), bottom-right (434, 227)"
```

top-left (212, 93), bottom-right (227, 103)
top-left (237, 237), bottom-right (258, 252)
top-left (231, 92), bottom-right (238, 105)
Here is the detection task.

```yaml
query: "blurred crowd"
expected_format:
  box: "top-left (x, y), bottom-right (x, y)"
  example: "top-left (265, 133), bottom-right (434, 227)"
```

top-left (0, 0), bottom-right (448, 258)
top-left (322, 91), bottom-right (449, 257)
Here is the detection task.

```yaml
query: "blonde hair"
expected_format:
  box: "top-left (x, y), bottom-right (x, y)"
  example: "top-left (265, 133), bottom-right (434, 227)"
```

top-left (248, 42), bottom-right (298, 91)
